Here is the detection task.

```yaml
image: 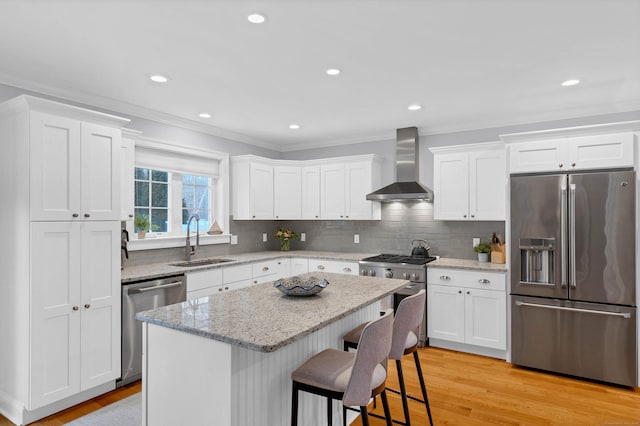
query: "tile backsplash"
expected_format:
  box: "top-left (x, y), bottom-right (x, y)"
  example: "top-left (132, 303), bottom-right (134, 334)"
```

top-left (126, 202), bottom-right (504, 267)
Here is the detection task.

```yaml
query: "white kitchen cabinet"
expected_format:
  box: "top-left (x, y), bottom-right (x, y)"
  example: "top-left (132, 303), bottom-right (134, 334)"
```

top-left (432, 143), bottom-right (505, 221)
top-left (427, 267), bottom-right (506, 351)
top-left (30, 221), bottom-right (120, 408)
top-left (186, 268), bottom-right (224, 299)
top-left (30, 112), bottom-right (121, 222)
top-left (308, 259), bottom-right (358, 275)
top-left (223, 263), bottom-right (253, 289)
top-left (290, 258), bottom-right (310, 275)
top-left (301, 166), bottom-right (321, 219)
top-left (232, 158), bottom-right (274, 220)
top-left (120, 137), bottom-right (135, 222)
top-left (274, 166), bottom-right (302, 219)
top-left (507, 132), bottom-right (634, 173)
top-left (252, 258), bottom-right (290, 285)
top-left (320, 161), bottom-right (381, 220)
top-left (0, 96), bottom-right (128, 425)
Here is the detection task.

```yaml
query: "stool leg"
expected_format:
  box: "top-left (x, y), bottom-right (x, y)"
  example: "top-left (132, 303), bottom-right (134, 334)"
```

top-left (327, 397), bottom-right (333, 426)
top-left (342, 405), bottom-right (347, 426)
top-left (291, 382), bottom-right (299, 426)
top-left (396, 359), bottom-right (411, 426)
top-left (360, 406), bottom-right (370, 426)
top-left (413, 351), bottom-right (433, 426)
top-left (380, 390), bottom-right (392, 426)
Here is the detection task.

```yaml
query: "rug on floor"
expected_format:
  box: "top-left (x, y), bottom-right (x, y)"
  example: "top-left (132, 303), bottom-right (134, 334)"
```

top-left (65, 392), bottom-right (141, 426)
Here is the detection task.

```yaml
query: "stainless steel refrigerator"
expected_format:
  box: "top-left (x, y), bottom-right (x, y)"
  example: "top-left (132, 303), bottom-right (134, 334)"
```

top-left (510, 169), bottom-right (637, 387)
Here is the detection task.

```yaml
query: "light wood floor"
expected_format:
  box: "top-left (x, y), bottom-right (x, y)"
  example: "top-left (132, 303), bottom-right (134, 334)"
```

top-left (1, 347), bottom-right (638, 425)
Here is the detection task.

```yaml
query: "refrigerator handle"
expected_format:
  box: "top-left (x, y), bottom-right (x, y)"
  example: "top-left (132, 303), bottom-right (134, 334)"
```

top-left (560, 181), bottom-right (568, 288)
top-left (569, 183), bottom-right (577, 288)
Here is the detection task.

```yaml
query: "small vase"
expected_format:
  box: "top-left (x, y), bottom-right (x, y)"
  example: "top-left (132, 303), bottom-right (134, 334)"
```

top-left (280, 239), bottom-right (290, 251)
top-left (138, 230), bottom-right (146, 240)
top-left (478, 252), bottom-right (489, 263)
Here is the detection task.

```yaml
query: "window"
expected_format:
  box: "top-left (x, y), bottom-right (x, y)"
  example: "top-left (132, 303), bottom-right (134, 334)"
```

top-left (181, 174), bottom-right (211, 232)
top-left (134, 168), bottom-right (169, 232)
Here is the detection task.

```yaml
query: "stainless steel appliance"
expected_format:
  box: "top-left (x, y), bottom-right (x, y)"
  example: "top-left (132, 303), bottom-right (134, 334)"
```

top-left (359, 253), bottom-right (437, 346)
top-left (119, 274), bottom-right (186, 386)
top-left (510, 170), bottom-right (637, 386)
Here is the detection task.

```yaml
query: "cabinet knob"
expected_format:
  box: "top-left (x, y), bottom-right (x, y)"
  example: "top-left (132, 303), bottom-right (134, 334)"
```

top-left (72, 213), bottom-right (79, 218)
top-left (571, 163), bottom-right (576, 167)
top-left (440, 275), bottom-right (450, 281)
top-left (458, 290), bottom-right (462, 294)
top-left (224, 286), bottom-right (229, 291)
top-left (72, 306), bottom-right (79, 311)
top-left (559, 163), bottom-right (564, 168)
top-left (129, 214), bottom-right (134, 218)
top-left (345, 215), bottom-right (349, 218)
top-left (276, 216), bottom-right (279, 218)
top-left (254, 280), bottom-right (258, 284)
top-left (340, 215), bottom-right (343, 218)
top-left (84, 213), bottom-right (91, 218)
top-left (466, 291), bottom-right (470, 295)
top-left (84, 304), bottom-right (91, 309)
top-left (471, 214), bottom-right (475, 218)
top-left (479, 278), bottom-right (490, 284)
top-left (463, 214), bottom-right (467, 218)
top-left (263, 266), bottom-right (269, 271)
top-left (252, 215), bottom-right (256, 218)
top-left (315, 215), bottom-right (318, 218)
top-left (343, 267), bottom-right (351, 272)
top-left (218, 288), bottom-right (223, 292)
top-left (317, 265), bottom-right (325, 270)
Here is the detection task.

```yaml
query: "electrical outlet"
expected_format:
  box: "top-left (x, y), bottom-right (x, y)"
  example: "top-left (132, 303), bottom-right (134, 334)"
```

top-left (231, 235), bottom-right (238, 245)
top-left (473, 238), bottom-right (480, 248)
top-left (354, 234), bottom-right (360, 244)
top-left (300, 233), bottom-right (306, 242)
top-left (262, 233), bottom-right (268, 242)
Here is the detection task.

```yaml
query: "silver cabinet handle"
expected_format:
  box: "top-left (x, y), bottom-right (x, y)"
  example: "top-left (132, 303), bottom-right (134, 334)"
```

top-left (515, 301), bottom-right (631, 319)
top-left (317, 265), bottom-right (325, 270)
top-left (440, 275), bottom-right (450, 280)
top-left (262, 266), bottom-right (269, 272)
top-left (84, 304), bottom-right (90, 309)
top-left (478, 278), bottom-right (490, 284)
top-left (343, 267), bottom-right (351, 272)
top-left (72, 306), bottom-right (79, 311)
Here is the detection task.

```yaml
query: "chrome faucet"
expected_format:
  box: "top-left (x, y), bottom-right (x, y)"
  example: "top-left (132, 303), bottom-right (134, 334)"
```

top-left (185, 214), bottom-right (200, 261)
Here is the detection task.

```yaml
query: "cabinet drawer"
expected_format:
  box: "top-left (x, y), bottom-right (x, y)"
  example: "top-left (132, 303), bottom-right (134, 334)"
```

top-left (186, 268), bottom-right (223, 292)
top-left (252, 259), bottom-right (282, 277)
top-left (223, 264), bottom-right (252, 284)
top-left (427, 268), bottom-right (505, 291)
top-left (187, 286), bottom-right (222, 300)
top-left (308, 259), bottom-right (358, 275)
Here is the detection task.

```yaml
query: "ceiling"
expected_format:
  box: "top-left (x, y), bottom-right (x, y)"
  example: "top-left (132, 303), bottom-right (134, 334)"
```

top-left (1, 0), bottom-right (639, 151)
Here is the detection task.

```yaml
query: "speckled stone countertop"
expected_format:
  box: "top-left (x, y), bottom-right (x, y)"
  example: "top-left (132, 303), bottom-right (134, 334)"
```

top-left (429, 257), bottom-right (508, 272)
top-left (121, 250), bottom-right (377, 283)
top-left (136, 272), bottom-right (407, 352)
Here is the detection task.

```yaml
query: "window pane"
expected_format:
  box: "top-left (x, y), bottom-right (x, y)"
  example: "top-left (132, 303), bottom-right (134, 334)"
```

top-left (135, 181), bottom-right (149, 206)
top-left (151, 183), bottom-right (168, 207)
top-left (152, 170), bottom-right (168, 182)
top-left (135, 168), bottom-right (149, 180)
top-left (182, 174), bottom-right (194, 185)
top-left (195, 176), bottom-right (209, 186)
top-left (195, 186), bottom-right (209, 209)
top-left (134, 208), bottom-right (149, 231)
top-left (151, 209), bottom-right (168, 232)
top-left (182, 185), bottom-right (194, 209)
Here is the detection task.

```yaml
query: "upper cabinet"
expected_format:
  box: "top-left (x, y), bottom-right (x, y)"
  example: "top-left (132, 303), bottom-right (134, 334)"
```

top-left (232, 155), bottom-right (381, 221)
top-left (501, 123), bottom-right (638, 174)
top-left (30, 112), bottom-right (122, 221)
top-left (431, 143), bottom-right (506, 221)
top-left (120, 137), bottom-right (135, 222)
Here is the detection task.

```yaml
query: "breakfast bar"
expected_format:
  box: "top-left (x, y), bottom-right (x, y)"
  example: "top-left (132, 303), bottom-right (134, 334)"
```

top-left (136, 272), bottom-right (409, 426)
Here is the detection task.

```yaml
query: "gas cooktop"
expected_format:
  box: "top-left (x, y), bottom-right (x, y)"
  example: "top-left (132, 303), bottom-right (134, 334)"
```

top-left (360, 254), bottom-right (438, 266)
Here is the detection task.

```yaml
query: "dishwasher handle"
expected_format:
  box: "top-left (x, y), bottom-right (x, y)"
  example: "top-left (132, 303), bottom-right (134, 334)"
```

top-left (127, 281), bottom-right (184, 294)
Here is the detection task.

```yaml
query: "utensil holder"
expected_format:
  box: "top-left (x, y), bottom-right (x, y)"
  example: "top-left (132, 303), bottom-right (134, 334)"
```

top-left (491, 243), bottom-right (506, 264)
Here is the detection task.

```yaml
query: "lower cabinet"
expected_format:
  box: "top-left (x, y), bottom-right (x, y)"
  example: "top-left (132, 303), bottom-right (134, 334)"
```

top-left (252, 259), bottom-right (290, 285)
top-left (290, 258), bottom-right (309, 275)
top-left (427, 268), bottom-right (506, 351)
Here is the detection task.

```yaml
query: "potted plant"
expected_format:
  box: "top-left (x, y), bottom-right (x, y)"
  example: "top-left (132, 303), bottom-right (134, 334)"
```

top-left (134, 214), bottom-right (150, 239)
top-left (473, 242), bottom-right (492, 263)
top-left (274, 227), bottom-right (299, 251)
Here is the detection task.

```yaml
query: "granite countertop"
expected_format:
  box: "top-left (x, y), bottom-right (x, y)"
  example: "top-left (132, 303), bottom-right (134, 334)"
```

top-left (429, 257), bottom-right (508, 272)
top-left (136, 272), bottom-right (407, 352)
top-left (121, 250), bottom-right (377, 283)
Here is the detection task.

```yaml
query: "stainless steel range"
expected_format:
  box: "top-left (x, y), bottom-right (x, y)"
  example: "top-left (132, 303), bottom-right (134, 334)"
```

top-left (359, 253), bottom-right (437, 347)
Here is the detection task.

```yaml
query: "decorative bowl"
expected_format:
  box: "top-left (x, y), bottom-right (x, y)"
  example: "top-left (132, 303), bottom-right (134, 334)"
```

top-left (273, 276), bottom-right (329, 297)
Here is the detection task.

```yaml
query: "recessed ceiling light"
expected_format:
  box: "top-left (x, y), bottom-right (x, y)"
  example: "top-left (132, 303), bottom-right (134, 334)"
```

top-left (199, 113), bottom-right (211, 118)
top-left (149, 74), bottom-right (168, 83)
top-left (408, 104), bottom-right (422, 111)
top-left (289, 124), bottom-right (300, 130)
top-left (247, 13), bottom-right (266, 24)
top-left (326, 68), bottom-right (341, 76)
top-left (561, 79), bottom-right (580, 87)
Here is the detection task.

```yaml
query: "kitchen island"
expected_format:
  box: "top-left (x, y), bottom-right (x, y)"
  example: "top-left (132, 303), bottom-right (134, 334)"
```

top-left (136, 272), bottom-right (408, 426)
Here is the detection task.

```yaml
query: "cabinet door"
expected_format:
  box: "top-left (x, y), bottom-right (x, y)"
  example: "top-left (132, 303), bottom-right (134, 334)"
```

top-left (427, 284), bottom-right (465, 343)
top-left (30, 112), bottom-right (81, 221)
top-left (301, 166), bottom-right (321, 219)
top-left (274, 166), bottom-right (302, 219)
top-left (80, 123), bottom-right (121, 221)
top-left (344, 162), bottom-right (373, 220)
top-left (30, 222), bottom-right (82, 409)
top-left (464, 288), bottom-right (506, 350)
top-left (469, 149), bottom-right (506, 220)
top-left (80, 221), bottom-right (121, 389)
top-left (249, 163), bottom-right (274, 219)
top-left (433, 152), bottom-right (469, 220)
top-left (568, 133), bottom-right (634, 170)
top-left (120, 138), bottom-right (135, 221)
top-left (320, 165), bottom-right (345, 219)
top-left (290, 258), bottom-right (309, 274)
top-left (508, 139), bottom-right (569, 173)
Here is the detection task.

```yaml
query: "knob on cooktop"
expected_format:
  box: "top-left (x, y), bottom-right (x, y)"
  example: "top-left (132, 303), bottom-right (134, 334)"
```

top-left (402, 272), bottom-right (410, 280)
top-left (385, 270), bottom-right (393, 278)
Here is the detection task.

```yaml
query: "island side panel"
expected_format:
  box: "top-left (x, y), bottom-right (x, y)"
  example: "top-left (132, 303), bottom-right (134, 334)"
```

top-left (143, 323), bottom-right (232, 426)
top-left (230, 302), bottom-right (380, 426)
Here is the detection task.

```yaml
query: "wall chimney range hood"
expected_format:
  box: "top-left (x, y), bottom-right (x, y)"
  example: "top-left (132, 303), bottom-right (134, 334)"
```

top-left (366, 127), bottom-right (434, 202)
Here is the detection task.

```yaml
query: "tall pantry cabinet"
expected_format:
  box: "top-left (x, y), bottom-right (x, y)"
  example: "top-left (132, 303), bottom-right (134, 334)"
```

top-left (0, 96), bottom-right (129, 425)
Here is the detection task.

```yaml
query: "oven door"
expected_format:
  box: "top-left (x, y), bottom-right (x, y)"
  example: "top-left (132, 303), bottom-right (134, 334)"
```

top-left (393, 282), bottom-right (428, 347)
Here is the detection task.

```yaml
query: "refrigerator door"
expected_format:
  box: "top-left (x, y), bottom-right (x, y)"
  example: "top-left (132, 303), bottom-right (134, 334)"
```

top-left (510, 174), bottom-right (568, 299)
top-left (511, 295), bottom-right (637, 387)
top-left (569, 170), bottom-right (636, 306)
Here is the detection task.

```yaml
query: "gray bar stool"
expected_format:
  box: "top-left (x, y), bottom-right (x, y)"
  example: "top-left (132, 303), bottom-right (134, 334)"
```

top-left (291, 309), bottom-right (394, 426)
top-left (343, 290), bottom-right (433, 426)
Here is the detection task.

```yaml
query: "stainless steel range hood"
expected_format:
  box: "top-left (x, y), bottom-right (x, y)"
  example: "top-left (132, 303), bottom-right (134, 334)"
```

top-left (366, 127), bottom-right (434, 202)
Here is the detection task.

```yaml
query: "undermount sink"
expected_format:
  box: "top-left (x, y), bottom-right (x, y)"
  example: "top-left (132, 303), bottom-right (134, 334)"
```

top-left (170, 258), bottom-right (235, 267)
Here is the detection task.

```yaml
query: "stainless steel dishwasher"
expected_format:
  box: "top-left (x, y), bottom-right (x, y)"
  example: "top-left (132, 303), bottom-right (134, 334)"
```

top-left (119, 274), bottom-right (186, 386)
